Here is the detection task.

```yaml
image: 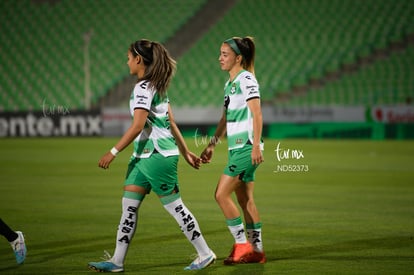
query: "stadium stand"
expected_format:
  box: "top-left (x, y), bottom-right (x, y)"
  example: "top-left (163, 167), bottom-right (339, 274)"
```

top-left (168, 0), bottom-right (414, 107)
top-left (0, 0), bottom-right (413, 111)
top-left (289, 45), bottom-right (414, 106)
top-left (0, 0), bottom-right (207, 111)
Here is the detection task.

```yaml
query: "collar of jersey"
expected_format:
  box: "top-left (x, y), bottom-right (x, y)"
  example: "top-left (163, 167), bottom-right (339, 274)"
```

top-left (228, 69), bottom-right (246, 83)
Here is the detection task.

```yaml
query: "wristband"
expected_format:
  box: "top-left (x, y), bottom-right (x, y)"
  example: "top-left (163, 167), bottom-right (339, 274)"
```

top-left (110, 147), bottom-right (119, 156)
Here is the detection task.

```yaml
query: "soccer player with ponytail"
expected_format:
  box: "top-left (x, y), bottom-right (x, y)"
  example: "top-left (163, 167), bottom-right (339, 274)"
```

top-left (88, 39), bottom-right (215, 272)
top-left (200, 36), bottom-right (266, 264)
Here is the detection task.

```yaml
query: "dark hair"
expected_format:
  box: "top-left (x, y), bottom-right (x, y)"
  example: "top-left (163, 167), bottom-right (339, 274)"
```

top-left (229, 36), bottom-right (256, 75)
top-left (129, 39), bottom-right (176, 97)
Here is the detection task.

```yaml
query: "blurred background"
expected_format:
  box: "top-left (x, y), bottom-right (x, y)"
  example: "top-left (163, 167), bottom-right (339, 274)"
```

top-left (1, 0), bottom-right (413, 139)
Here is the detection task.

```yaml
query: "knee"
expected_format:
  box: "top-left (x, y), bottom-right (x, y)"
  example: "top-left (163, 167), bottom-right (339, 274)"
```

top-left (214, 191), bottom-right (221, 203)
top-left (214, 190), bottom-right (228, 204)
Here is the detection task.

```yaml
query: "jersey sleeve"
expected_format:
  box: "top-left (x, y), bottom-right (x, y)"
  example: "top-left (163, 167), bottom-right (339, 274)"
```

top-left (241, 73), bottom-right (260, 101)
top-left (131, 81), bottom-right (153, 111)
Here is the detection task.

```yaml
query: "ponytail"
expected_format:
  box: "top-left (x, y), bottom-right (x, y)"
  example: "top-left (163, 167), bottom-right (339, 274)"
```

top-left (130, 39), bottom-right (176, 97)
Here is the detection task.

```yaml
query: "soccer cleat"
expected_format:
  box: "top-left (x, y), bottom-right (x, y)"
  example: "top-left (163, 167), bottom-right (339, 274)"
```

top-left (88, 251), bottom-right (123, 273)
top-left (10, 231), bottom-right (26, 264)
top-left (88, 261), bottom-right (124, 273)
top-left (223, 243), bottom-right (253, 265)
top-left (184, 250), bottom-right (216, 270)
top-left (243, 251), bottom-right (267, 263)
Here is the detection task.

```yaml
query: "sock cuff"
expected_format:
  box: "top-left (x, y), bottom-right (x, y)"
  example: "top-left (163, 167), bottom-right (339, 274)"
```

top-left (226, 216), bottom-right (243, 226)
top-left (123, 191), bottom-right (145, 201)
top-left (246, 222), bottom-right (262, 230)
top-left (160, 192), bottom-right (181, 205)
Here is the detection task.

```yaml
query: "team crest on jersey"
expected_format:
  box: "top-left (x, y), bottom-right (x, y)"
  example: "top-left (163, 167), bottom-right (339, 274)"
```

top-left (235, 138), bottom-right (244, 144)
top-left (230, 83), bottom-right (237, 94)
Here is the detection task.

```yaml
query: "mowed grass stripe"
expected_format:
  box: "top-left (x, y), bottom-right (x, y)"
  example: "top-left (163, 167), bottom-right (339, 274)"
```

top-left (0, 138), bottom-right (413, 274)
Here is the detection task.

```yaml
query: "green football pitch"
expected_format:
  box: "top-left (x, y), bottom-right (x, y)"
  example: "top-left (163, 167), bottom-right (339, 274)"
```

top-left (1, 138), bottom-right (413, 274)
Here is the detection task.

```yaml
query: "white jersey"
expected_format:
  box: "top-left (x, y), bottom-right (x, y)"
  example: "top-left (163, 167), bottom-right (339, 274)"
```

top-left (129, 80), bottom-right (179, 158)
top-left (223, 70), bottom-right (263, 150)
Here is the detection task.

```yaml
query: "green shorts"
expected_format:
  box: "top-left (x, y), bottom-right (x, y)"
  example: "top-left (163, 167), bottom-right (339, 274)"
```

top-left (124, 153), bottom-right (179, 196)
top-left (224, 144), bottom-right (260, 183)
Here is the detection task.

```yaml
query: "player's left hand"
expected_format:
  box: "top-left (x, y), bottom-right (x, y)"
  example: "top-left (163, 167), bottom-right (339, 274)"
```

top-left (184, 151), bottom-right (202, 169)
top-left (251, 146), bottom-right (264, 165)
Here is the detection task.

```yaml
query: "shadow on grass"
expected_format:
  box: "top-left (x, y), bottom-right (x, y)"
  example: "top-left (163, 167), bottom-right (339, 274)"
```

top-left (267, 235), bottom-right (414, 262)
top-left (1, 235), bottom-right (412, 274)
top-left (0, 229), bottom-right (224, 273)
top-left (126, 257), bottom-right (266, 275)
top-left (0, 234), bottom-right (114, 273)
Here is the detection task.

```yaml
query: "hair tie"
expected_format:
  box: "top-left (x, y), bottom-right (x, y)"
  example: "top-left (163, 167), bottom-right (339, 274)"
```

top-left (133, 44), bottom-right (140, 56)
top-left (134, 42), bottom-right (152, 64)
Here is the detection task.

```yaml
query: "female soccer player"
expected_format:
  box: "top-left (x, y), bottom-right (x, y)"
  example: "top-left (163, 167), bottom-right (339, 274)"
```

top-left (200, 36), bottom-right (266, 264)
top-left (88, 39), bottom-right (216, 272)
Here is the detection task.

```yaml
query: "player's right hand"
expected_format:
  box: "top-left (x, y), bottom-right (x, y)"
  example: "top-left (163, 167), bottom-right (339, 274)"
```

top-left (98, 152), bottom-right (115, 169)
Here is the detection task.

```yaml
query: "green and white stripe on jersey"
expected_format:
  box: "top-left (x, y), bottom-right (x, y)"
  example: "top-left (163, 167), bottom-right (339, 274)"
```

top-left (130, 80), bottom-right (179, 158)
top-left (224, 70), bottom-right (263, 150)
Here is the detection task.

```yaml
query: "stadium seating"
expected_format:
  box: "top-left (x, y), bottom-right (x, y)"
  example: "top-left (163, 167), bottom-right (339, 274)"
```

top-left (0, 0), bottom-right (206, 111)
top-left (0, 0), bottom-right (413, 111)
top-left (168, 0), bottom-right (414, 107)
top-left (288, 45), bottom-right (414, 106)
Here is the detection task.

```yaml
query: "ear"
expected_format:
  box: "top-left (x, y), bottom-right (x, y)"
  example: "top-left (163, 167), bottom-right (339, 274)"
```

top-left (136, 56), bottom-right (141, 64)
top-left (236, 55), bottom-right (242, 64)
